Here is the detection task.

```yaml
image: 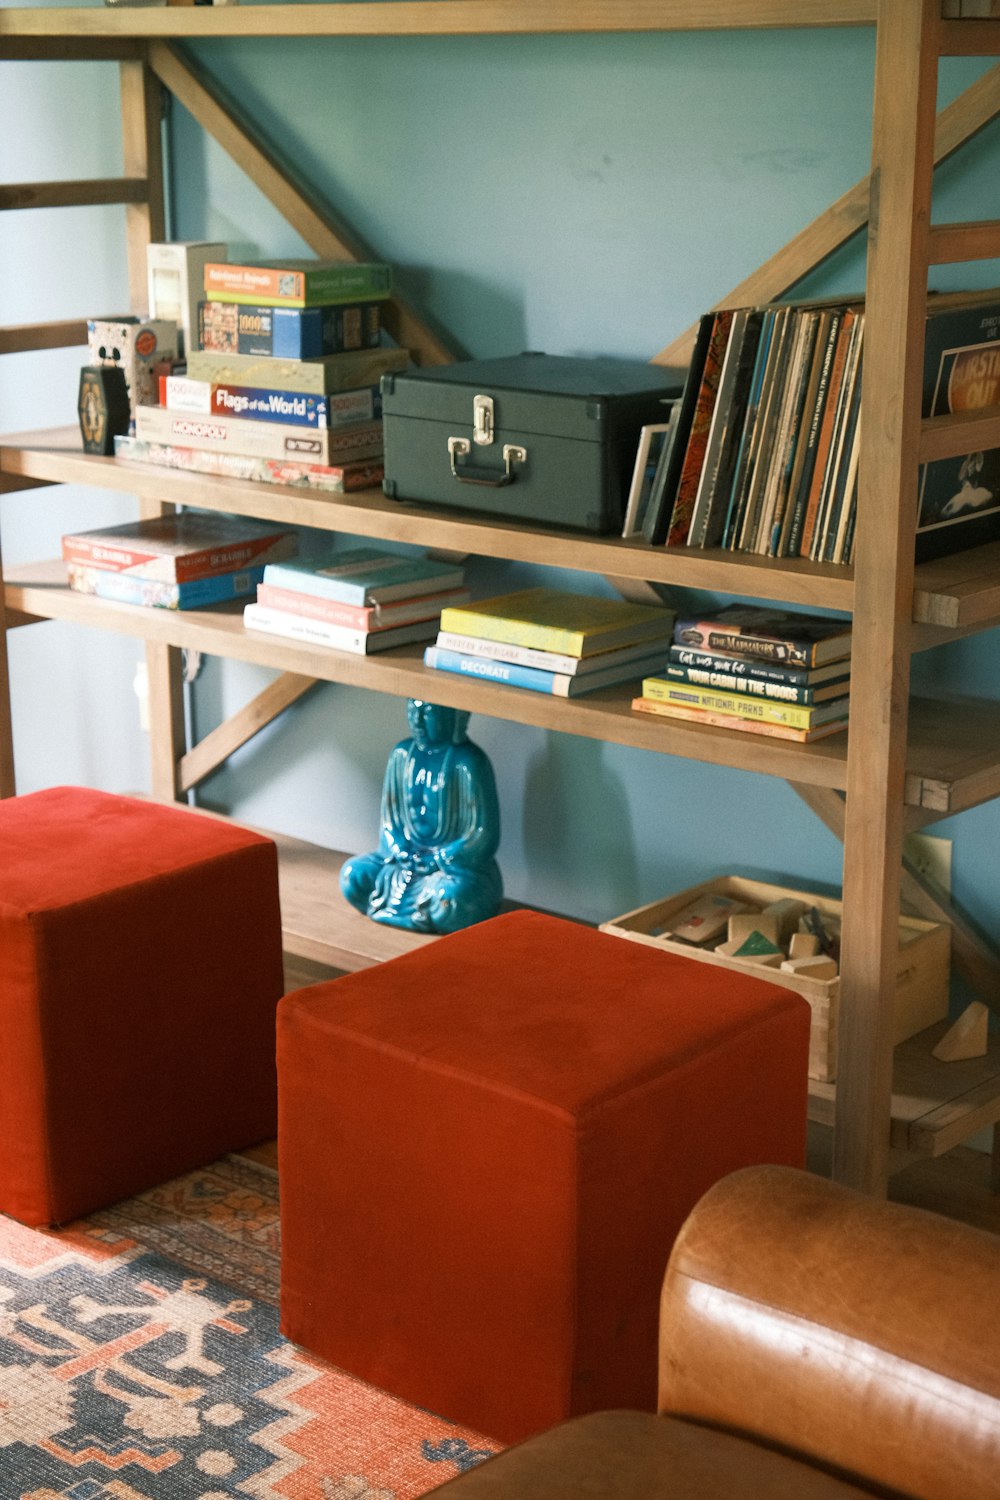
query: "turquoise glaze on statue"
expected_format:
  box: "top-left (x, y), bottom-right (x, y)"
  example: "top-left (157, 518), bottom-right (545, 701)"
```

top-left (340, 699), bottom-right (503, 933)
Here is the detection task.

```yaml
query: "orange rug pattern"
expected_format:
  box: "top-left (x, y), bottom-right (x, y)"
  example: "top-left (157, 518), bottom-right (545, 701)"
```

top-left (0, 1156), bottom-right (500, 1499)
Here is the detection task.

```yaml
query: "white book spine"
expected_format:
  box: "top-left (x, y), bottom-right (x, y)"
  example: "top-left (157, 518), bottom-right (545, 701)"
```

top-left (244, 603), bottom-right (366, 652)
top-left (135, 404), bottom-right (382, 464)
top-left (434, 630), bottom-right (580, 675)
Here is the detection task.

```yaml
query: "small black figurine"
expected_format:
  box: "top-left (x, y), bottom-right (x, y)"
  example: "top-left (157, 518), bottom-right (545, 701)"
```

top-left (77, 365), bottom-right (130, 456)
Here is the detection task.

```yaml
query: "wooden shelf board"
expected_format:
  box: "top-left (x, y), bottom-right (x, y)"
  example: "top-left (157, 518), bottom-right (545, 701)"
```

top-left (7, 559), bottom-right (1000, 813)
top-left (0, 428), bottom-right (856, 610)
top-left (270, 828), bottom-right (440, 973)
top-left (809, 1017), bottom-right (1000, 1159)
top-left (11, 426), bottom-right (1000, 628)
top-left (912, 539), bottom-right (1000, 630)
top-left (260, 819), bottom-right (1000, 1162)
top-left (0, 1), bottom-right (877, 44)
top-left (4, 559), bottom-right (854, 790)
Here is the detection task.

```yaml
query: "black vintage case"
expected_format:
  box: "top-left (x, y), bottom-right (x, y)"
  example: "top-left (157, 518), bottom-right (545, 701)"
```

top-left (381, 352), bottom-right (680, 533)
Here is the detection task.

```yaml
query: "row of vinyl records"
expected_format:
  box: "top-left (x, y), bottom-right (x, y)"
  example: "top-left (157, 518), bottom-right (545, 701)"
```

top-left (626, 298), bottom-right (865, 565)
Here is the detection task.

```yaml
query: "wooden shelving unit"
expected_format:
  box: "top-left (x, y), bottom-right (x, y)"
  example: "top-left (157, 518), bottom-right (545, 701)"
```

top-left (3, 0), bottom-right (1000, 1196)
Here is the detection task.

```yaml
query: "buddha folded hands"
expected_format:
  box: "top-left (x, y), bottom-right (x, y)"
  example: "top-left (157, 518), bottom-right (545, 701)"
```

top-left (340, 699), bottom-right (503, 934)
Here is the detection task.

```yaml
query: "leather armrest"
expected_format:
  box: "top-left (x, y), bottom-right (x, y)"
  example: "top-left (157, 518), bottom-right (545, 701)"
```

top-left (659, 1164), bottom-right (1000, 1500)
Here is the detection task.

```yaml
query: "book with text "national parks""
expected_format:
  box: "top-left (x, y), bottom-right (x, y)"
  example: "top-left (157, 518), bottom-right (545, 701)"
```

top-left (438, 588), bottom-right (675, 658)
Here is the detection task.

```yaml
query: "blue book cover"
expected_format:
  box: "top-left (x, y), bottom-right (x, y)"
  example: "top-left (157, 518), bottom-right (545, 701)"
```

top-left (424, 644), bottom-right (666, 697)
top-left (68, 563), bottom-right (266, 610)
top-left (263, 549), bottom-right (465, 604)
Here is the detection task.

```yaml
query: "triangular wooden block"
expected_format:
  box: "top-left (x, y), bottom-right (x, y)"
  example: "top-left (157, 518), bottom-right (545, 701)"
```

top-left (932, 1001), bottom-right (990, 1062)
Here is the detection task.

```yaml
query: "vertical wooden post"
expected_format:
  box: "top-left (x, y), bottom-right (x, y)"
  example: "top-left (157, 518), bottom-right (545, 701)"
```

top-left (146, 643), bottom-right (187, 804)
top-left (120, 51), bottom-right (185, 801)
top-left (0, 502), bottom-right (16, 799)
top-left (835, 0), bottom-right (939, 1194)
top-left (119, 54), bottom-right (165, 313)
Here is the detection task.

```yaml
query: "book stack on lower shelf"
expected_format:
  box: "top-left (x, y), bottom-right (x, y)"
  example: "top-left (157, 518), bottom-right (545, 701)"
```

top-left (423, 587), bottom-right (676, 698)
top-left (62, 513), bottom-right (299, 610)
top-left (116, 255), bottom-right (410, 494)
top-left (632, 603), bottom-right (852, 742)
top-left (243, 546), bottom-right (469, 654)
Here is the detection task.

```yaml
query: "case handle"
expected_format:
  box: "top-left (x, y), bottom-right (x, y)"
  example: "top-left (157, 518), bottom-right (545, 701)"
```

top-left (448, 436), bottom-right (527, 487)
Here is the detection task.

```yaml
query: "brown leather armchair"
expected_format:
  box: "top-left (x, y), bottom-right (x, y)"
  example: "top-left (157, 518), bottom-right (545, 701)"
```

top-left (426, 1164), bottom-right (1000, 1499)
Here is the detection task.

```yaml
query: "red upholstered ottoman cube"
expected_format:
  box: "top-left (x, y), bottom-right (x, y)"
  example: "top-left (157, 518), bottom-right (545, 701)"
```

top-left (278, 909), bottom-right (810, 1444)
top-left (0, 786), bottom-right (285, 1227)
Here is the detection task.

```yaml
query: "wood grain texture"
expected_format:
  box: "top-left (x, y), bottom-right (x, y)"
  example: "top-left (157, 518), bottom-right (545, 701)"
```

top-left (0, 178), bottom-right (148, 211)
top-left (178, 672), bottom-right (317, 792)
top-left (0, 2), bottom-right (878, 42)
top-left (835, 0), bottom-right (941, 1195)
top-left (0, 320), bottom-right (87, 355)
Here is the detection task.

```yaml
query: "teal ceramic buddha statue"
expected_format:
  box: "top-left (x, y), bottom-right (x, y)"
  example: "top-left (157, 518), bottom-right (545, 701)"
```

top-left (340, 699), bottom-right (503, 933)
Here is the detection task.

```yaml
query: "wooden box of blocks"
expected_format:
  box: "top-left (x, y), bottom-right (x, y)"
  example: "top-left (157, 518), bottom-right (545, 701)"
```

top-left (600, 876), bottom-right (950, 1082)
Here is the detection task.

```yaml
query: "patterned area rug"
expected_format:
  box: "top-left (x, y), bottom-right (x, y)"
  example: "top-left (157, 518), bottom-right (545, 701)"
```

top-left (0, 1155), bottom-right (500, 1499)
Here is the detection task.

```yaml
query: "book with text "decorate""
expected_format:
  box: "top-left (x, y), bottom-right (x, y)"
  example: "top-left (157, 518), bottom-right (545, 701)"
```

top-left (424, 644), bottom-right (670, 698)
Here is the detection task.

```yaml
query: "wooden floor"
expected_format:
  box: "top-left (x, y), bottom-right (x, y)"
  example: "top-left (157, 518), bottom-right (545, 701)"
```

top-left (273, 952), bottom-right (1000, 1238)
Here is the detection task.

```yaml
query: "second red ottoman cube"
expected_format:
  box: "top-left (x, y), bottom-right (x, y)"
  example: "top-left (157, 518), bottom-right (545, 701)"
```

top-left (0, 785), bottom-right (285, 1227)
top-left (278, 909), bottom-right (810, 1444)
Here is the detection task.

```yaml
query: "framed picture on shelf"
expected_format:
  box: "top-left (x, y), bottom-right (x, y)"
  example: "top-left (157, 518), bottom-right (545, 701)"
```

top-left (621, 420), bottom-right (673, 538)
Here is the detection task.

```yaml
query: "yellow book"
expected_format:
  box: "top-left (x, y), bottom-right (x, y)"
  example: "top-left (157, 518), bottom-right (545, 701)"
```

top-left (631, 696), bottom-right (849, 743)
top-left (439, 588), bottom-right (675, 658)
top-left (641, 675), bottom-right (849, 730)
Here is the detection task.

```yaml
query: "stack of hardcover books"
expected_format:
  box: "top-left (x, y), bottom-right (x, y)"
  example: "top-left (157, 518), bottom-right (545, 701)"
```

top-left (423, 587), bottom-right (676, 698)
top-left (631, 604), bottom-right (852, 741)
top-left (242, 546), bottom-right (470, 655)
top-left (117, 255), bottom-right (410, 495)
top-left (62, 513), bottom-right (299, 610)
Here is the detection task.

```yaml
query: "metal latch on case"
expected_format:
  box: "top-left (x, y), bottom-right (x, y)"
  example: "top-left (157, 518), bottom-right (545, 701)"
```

top-left (473, 393), bottom-right (494, 445)
top-left (447, 391), bottom-right (527, 487)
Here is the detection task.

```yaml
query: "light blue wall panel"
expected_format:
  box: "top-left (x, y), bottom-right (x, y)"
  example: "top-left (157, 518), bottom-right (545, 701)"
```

top-left (3, 27), bottom-right (999, 937)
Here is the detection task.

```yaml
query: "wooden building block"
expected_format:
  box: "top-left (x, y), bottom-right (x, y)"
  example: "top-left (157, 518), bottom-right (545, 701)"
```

top-left (789, 931), bottom-right (821, 959)
top-left (780, 955), bottom-right (839, 981)
top-left (932, 1001), bottom-right (989, 1062)
top-left (727, 911), bottom-right (779, 947)
top-left (762, 897), bottom-right (808, 941)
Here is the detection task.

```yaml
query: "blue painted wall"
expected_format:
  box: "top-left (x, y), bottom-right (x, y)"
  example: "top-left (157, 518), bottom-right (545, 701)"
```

top-left (3, 25), bottom-right (999, 948)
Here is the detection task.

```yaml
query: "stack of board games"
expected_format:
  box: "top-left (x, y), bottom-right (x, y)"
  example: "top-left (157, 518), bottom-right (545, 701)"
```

top-left (631, 603), bottom-right (852, 741)
top-left (243, 547), bottom-right (470, 655)
top-left (424, 587), bottom-right (676, 698)
top-left (116, 254), bottom-right (411, 494)
top-left (62, 513), bottom-right (299, 611)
